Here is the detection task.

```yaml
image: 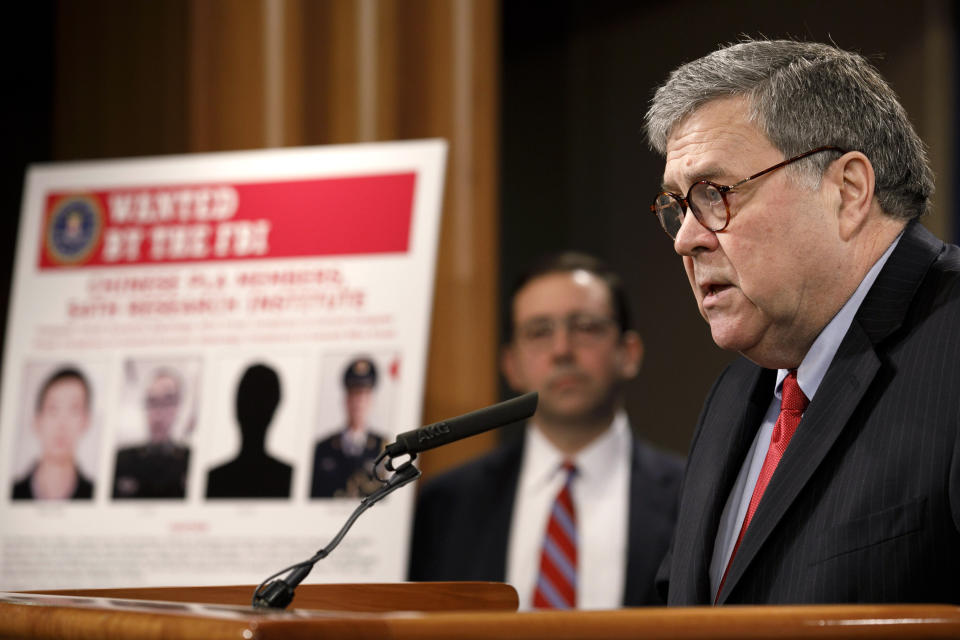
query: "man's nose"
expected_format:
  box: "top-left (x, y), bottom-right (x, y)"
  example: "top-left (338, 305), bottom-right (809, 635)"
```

top-left (673, 207), bottom-right (719, 256)
top-left (549, 324), bottom-right (575, 357)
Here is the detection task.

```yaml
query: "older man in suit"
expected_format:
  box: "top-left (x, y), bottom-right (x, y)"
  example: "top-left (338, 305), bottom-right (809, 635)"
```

top-left (646, 39), bottom-right (960, 604)
top-left (409, 252), bottom-right (683, 609)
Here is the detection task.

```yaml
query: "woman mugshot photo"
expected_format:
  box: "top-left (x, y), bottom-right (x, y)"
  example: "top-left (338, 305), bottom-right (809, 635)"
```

top-left (10, 364), bottom-right (101, 501)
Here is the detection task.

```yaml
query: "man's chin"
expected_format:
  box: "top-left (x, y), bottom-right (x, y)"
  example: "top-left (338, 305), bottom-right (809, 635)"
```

top-left (538, 397), bottom-right (606, 426)
top-left (709, 326), bottom-right (785, 368)
top-left (709, 321), bottom-right (755, 353)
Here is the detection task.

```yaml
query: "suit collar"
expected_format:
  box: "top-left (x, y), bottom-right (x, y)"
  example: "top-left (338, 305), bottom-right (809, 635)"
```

top-left (789, 229), bottom-right (901, 403)
top-left (716, 220), bottom-right (943, 603)
top-left (855, 220), bottom-right (943, 342)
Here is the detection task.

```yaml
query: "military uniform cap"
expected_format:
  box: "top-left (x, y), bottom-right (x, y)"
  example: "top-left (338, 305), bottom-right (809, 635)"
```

top-left (343, 357), bottom-right (377, 388)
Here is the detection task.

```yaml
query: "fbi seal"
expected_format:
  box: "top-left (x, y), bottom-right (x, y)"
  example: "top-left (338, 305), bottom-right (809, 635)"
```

top-left (45, 195), bottom-right (103, 265)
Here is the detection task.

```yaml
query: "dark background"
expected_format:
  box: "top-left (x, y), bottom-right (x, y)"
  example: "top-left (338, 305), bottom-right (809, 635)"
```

top-left (3, 1), bottom-right (958, 457)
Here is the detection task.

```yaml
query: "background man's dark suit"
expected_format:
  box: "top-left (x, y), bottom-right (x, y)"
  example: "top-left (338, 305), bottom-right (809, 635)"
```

top-left (662, 222), bottom-right (960, 604)
top-left (411, 429), bottom-right (683, 606)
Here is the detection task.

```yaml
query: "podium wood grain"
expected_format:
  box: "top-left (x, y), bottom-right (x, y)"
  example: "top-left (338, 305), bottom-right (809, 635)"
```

top-left (3, 585), bottom-right (960, 640)
top-left (32, 581), bottom-right (517, 612)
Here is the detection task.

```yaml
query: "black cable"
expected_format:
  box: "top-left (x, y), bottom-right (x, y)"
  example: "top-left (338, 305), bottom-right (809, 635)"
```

top-left (251, 459), bottom-right (421, 609)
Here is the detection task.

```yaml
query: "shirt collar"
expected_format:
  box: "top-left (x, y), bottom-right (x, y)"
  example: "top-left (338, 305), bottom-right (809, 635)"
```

top-left (522, 410), bottom-right (630, 490)
top-left (775, 231), bottom-right (902, 401)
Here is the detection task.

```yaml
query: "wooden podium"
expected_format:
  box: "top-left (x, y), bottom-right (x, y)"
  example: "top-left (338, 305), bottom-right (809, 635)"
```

top-left (3, 583), bottom-right (960, 639)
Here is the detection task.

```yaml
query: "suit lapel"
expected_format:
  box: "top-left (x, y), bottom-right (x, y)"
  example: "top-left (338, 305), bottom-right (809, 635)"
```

top-left (677, 362), bottom-right (773, 603)
top-left (718, 325), bottom-right (881, 602)
top-left (717, 221), bottom-right (943, 602)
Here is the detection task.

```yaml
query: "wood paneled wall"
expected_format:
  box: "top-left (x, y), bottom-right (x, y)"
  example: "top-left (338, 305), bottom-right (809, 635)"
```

top-left (53, 0), bottom-right (501, 481)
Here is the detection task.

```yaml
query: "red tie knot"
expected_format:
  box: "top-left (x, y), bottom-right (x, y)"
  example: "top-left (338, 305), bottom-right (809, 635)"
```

top-left (780, 370), bottom-right (809, 413)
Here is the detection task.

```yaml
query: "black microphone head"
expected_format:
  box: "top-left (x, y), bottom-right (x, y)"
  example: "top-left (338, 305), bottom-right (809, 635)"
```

top-left (385, 392), bottom-right (537, 457)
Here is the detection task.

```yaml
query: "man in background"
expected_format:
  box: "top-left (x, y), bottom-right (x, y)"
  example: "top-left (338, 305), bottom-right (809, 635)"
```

top-left (310, 357), bottom-right (387, 498)
top-left (646, 38), bottom-right (960, 604)
top-left (409, 252), bottom-right (683, 609)
top-left (113, 368), bottom-right (190, 499)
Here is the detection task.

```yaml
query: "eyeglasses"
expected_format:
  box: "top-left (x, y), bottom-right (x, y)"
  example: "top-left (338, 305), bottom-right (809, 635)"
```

top-left (146, 394), bottom-right (180, 409)
top-left (515, 313), bottom-right (617, 350)
top-left (650, 146), bottom-right (846, 240)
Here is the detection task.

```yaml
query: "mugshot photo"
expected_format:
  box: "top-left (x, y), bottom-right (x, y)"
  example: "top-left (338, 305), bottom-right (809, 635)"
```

top-left (9, 360), bottom-right (107, 501)
top-left (203, 354), bottom-right (306, 500)
top-left (310, 351), bottom-right (400, 499)
top-left (111, 356), bottom-right (201, 500)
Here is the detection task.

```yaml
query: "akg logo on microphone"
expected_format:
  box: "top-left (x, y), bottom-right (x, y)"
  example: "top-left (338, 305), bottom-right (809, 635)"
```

top-left (417, 422), bottom-right (451, 443)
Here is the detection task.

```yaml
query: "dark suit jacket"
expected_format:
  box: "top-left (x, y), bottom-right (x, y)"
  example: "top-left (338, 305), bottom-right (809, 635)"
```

top-left (11, 465), bottom-right (94, 500)
top-left (409, 428), bottom-right (684, 606)
top-left (662, 221), bottom-right (960, 605)
top-left (113, 443), bottom-right (190, 499)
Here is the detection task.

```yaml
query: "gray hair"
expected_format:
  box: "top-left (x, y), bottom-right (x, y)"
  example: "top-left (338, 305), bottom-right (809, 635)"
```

top-left (645, 39), bottom-right (934, 220)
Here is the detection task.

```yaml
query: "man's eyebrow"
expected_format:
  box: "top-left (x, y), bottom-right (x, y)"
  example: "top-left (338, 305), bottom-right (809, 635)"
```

top-left (518, 314), bottom-right (553, 324)
top-left (661, 165), bottom-right (734, 192)
top-left (660, 179), bottom-right (679, 193)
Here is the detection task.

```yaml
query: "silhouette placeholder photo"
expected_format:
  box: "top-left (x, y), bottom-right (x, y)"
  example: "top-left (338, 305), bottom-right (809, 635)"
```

top-left (206, 363), bottom-right (293, 498)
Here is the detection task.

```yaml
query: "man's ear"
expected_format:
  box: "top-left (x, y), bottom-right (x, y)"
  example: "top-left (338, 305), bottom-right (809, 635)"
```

top-left (618, 330), bottom-right (644, 379)
top-left (501, 343), bottom-right (525, 391)
top-left (830, 151), bottom-right (876, 241)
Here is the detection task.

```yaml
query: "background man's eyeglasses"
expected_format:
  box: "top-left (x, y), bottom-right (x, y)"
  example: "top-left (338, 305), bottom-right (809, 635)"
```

top-left (650, 146), bottom-right (846, 240)
top-left (516, 313), bottom-right (618, 350)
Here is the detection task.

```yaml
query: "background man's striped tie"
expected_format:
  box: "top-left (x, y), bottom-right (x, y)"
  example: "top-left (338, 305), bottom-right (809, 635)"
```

top-left (532, 461), bottom-right (577, 609)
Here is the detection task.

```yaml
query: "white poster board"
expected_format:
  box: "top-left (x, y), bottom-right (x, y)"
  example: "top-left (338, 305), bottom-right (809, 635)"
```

top-left (0, 139), bottom-right (447, 590)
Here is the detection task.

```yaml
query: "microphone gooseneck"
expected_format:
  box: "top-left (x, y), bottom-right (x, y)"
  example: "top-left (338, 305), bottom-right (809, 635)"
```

top-left (251, 392), bottom-right (537, 610)
top-left (252, 461), bottom-right (421, 609)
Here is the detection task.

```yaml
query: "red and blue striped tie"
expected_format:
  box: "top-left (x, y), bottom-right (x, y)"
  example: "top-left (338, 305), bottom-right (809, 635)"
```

top-left (532, 461), bottom-right (578, 609)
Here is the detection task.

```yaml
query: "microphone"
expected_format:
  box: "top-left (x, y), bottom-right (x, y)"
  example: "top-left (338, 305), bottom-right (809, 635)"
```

top-left (384, 391), bottom-right (537, 458)
top-left (252, 392), bottom-right (537, 609)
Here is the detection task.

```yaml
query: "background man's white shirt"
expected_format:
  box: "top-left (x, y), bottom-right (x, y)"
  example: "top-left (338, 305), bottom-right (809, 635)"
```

top-left (507, 411), bottom-right (631, 610)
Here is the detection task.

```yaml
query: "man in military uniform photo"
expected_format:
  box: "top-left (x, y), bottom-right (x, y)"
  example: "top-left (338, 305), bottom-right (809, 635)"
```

top-left (310, 357), bottom-right (387, 498)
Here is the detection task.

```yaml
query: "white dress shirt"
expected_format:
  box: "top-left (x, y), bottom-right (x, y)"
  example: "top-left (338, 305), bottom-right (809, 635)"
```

top-left (506, 411), bottom-right (631, 610)
top-left (709, 233), bottom-right (901, 598)
top-left (341, 427), bottom-right (369, 456)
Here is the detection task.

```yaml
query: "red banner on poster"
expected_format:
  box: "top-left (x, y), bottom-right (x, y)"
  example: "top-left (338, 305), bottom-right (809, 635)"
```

top-left (38, 172), bottom-right (417, 269)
